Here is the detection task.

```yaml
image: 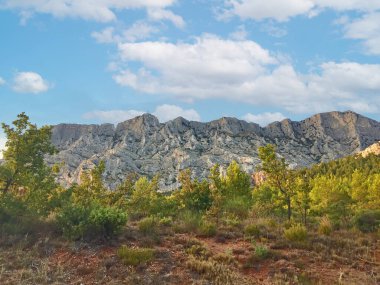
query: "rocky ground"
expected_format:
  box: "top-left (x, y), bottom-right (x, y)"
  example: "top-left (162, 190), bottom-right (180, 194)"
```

top-left (1, 221), bottom-right (378, 285)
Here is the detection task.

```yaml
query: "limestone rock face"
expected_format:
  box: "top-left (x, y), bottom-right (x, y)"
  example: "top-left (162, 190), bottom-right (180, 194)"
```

top-left (358, 141), bottom-right (380, 157)
top-left (47, 111), bottom-right (380, 189)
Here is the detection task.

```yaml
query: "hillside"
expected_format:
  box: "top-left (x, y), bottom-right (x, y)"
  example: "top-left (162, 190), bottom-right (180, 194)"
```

top-left (48, 110), bottom-right (380, 188)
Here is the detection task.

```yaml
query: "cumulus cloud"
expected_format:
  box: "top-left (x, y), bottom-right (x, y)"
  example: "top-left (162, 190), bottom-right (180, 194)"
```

top-left (92, 22), bottom-right (159, 43)
top-left (0, 134), bottom-right (6, 160)
top-left (83, 104), bottom-right (201, 124)
top-left (223, 0), bottom-right (315, 22)
top-left (0, 0), bottom-right (176, 22)
top-left (242, 112), bottom-right (286, 126)
top-left (341, 12), bottom-right (380, 55)
top-left (0, 77), bottom-right (5, 85)
top-left (147, 8), bottom-right (185, 28)
top-left (112, 35), bottom-right (380, 114)
top-left (12, 72), bottom-right (50, 94)
top-left (223, 0), bottom-right (380, 22)
top-left (83, 109), bottom-right (145, 124)
top-left (153, 104), bottom-right (200, 122)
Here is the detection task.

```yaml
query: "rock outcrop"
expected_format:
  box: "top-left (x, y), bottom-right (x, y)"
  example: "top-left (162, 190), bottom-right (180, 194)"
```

top-left (47, 111), bottom-right (380, 189)
top-left (358, 141), bottom-right (380, 157)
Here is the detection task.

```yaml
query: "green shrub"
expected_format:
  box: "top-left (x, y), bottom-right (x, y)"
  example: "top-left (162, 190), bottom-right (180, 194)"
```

top-left (354, 210), bottom-right (380, 233)
top-left (57, 203), bottom-right (127, 240)
top-left (88, 206), bottom-right (127, 237)
top-left (117, 245), bottom-right (155, 266)
top-left (174, 210), bottom-right (201, 233)
top-left (159, 216), bottom-right (173, 227)
top-left (222, 196), bottom-right (250, 218)
top-left (318, 216), bottom-right (332, 236)
top-left (138, 216), bottom-right (159, 236)
top-left (198, 221), bottom-right (217, 237)
top-left (254, 245), bottom-right (270, 260)
top-left (244, 224), bottom-right (261, 238)
top-left (284, 224), bottom-right (307, 242)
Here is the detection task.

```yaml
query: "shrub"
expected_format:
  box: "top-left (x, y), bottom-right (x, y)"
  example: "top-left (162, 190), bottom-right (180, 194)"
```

top-left (254, 245), bottom-right (270, 260)
top-left (354, 210), bottom-right (380, 233)
top-left (159, 216), bottom-right (173, 227)
top-left (174, 210), bottom-right (201, 233)
top-left (186, 256), bottom-right (240, 285)
top-left (284, 224), bottom-right (307, 242)
top-left (318, 216), bottom-right (332, 236)
top-left (88, 206), bottom-right (127, 237)
top-left (117, 245), bottom-right (155, 266)
top-left (57, 203), bottom-right (127, 240)
top-left (222, 196), bottom-right (250, 218)
top-left (198, 221), bottom-right (217, 237)
top-left (138, 216), bottom-right (159, 236)
top-left (186, 244), bottom-right (210, 259)
top-left (244, 224), bottom-right (261, 238)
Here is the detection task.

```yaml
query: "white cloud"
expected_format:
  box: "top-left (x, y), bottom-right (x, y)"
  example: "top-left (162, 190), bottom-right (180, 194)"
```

top-left (147, 8), bottom-right (185, 28)
top-left (242, 112), bottom-right (286, 126)
top-left (0, 134), bottom-right (6, 160)
top-left (83, 109), bottom-right (145, 124)
top-left (229, 25), bottom-right (248, 40)
top-left (83, 104), bottom-right (201, 124)
top-left (92, 22), bottom-right (159, 43)
top-left (223, 0), bottom-right (315, 22)
top-left (0, 0), bottom-right (176, 22)
top-left (112, 35), bottom-right (380, 114)
top-left (223, 0), bottom-right (380, 22)
top-left (153, 104), bottom-right (200, 122)
top-left (12, 72), bottom-right (50, 94)
top-left (341, 12), bottom-right (380, 55)
top-left (0, 77), bottom-right (5, 85)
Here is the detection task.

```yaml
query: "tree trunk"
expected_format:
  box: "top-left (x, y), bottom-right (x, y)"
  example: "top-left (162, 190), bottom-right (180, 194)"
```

top-left (287, 198), bottom-right (292, 221)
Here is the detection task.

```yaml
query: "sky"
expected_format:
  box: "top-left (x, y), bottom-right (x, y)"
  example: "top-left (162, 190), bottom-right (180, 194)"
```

top-left (0, 0), bottom-right (380, 155)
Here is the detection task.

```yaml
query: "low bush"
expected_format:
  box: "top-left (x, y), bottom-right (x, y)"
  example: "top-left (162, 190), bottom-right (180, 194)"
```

top-left (284, 224), bottom-right (308, 242)
top-left (138, 216), bottom-right (159, 236)
top-left (254, 245), bottom-right (270, 260)
top-left (186, 256), bottom-right (240, 285)
top-left (318, 216), bottom-right (333, 236)
top-left (57, 202), bottom-right (127, 240)
top-left (244, 224), bottom-right (261, 238)
top-left (354, 210), bottom-right (380, 233)
top-left (198, 220), bottom-right (217, 237)
top-left (117, 245), bottom-right (155, 266)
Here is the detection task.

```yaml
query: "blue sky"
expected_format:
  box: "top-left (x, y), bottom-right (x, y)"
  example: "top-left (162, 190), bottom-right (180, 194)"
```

top-left (0, 0), bottom-right (380, 141)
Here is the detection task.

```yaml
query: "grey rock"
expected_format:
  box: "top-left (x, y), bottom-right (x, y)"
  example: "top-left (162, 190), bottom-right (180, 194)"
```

top-left (47, 111), bottom-right (380, 189)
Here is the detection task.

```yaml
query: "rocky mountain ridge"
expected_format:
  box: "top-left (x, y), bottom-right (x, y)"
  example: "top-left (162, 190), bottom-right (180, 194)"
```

top-left (47, 111), bottom-right (380, 189)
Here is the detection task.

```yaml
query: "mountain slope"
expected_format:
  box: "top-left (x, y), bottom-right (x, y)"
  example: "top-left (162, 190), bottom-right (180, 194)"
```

top-left (47, 111), bottom-right (380, 189)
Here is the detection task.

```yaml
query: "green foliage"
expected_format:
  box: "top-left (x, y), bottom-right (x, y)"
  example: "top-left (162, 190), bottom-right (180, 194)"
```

top-left (127, 176), bottom-right (163, 219)
top-left (309, 176), bottom-right (352, 223)
top-left (174, 169), bottom-right (212, 212)
top-left (318, 216), bottom-right (333, 236)
top-left (56, 202), bottom-right (127, 240)
top-left (354, 210), bottom-right (380, 233)
top-left (284, 224), bottom-right (308, 242)
top-left (174, 210), bottom-right (201, 233)
top-left (244, 224), bottom-right (261, 238)
top-left (117, 245), bottom-right (155, 266)
top-left (254, 245), bottom-right (270, 260)
top-left (0, 113), bottom-right (57, 216)
top-left (223, 161), bottom-right (251, 199)
top-left (258, 144), bottom-right (296, 220)
top-left (198, 220), bottom-right (217, 237)
top-left (138, 216), bottom-right (159, 236)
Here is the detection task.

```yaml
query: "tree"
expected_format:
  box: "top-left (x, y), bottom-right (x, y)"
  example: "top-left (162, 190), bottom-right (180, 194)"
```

top-left (0, 113), bottom-right (57, 215)
top-left (257, 144), bottom-right (295, 220)
top-left (175, 169), bottom-right (212, 213)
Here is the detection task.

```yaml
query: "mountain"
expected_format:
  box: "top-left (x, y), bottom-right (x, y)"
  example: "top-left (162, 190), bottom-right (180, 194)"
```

top-left (47, 111), bottom-right (380, 189)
